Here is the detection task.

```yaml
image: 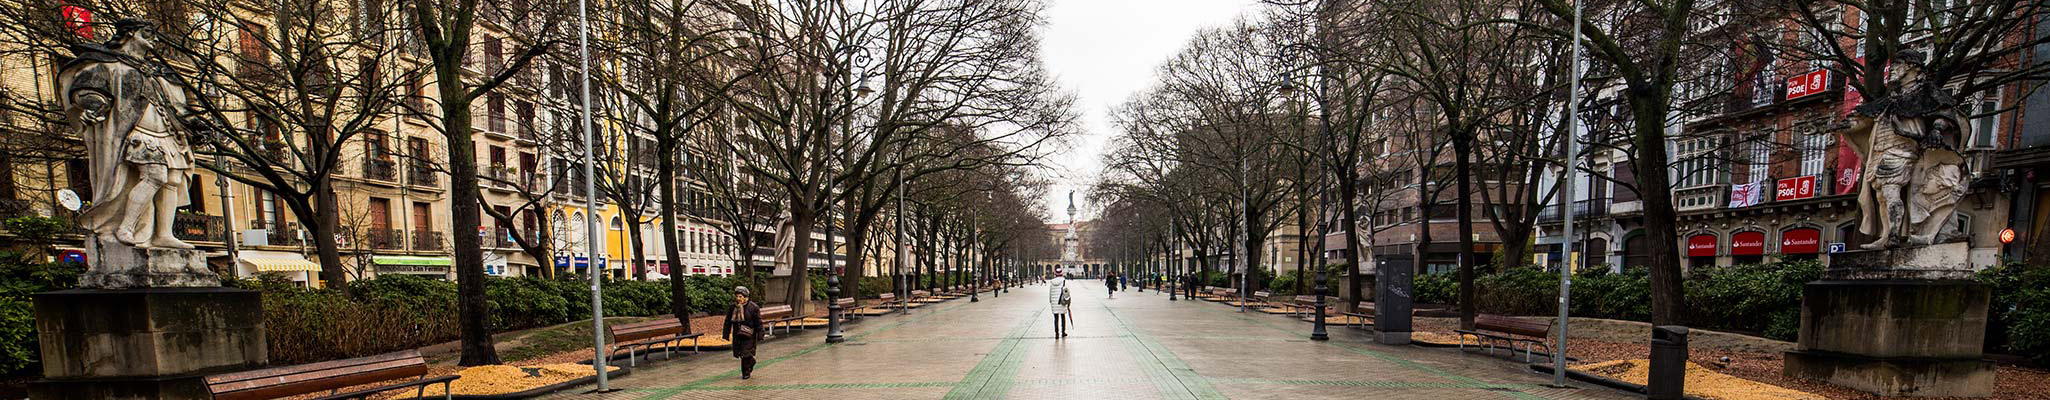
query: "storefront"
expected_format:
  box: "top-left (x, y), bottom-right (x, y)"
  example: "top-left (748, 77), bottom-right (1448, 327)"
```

top-left (1686, 234), bottom-right (1717, 269)
top-left (1780, 227), bottom-right (1822, 262)
top-left (236, 250), bottom-right (322, 287)
top-left (1731, 231), bottom-right (1766, 265)
top-left (372, 255), bottom-right (454, 279)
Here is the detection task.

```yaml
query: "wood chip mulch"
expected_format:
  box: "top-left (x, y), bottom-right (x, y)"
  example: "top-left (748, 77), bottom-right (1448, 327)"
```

top-left (1404, 317), bottom-right (2050, 400)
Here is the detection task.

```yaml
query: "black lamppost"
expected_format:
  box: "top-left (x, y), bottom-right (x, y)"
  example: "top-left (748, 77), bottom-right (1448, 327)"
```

top-left (824, 46), bottom-right (873, 344)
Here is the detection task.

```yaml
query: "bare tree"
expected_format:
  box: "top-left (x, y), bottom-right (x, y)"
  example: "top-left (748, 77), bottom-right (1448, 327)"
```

top-left (403, 0), bottom-right (571, 366)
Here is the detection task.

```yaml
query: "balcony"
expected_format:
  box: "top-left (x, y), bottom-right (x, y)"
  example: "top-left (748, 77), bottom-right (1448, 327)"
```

top-left (481, 165), bottom-right (517, 190)
top-left (364, 228), bottom-right (406, 250)
top-left (253, 224), bottom-right (304, 246)
top-left (1536, 199), bottom-right (1610, 223)
top-left (172, 213), bottom-right (227, 243)
top-left (363, 158), bottom-right (398, 181)
top-left (479, 227), bottom-right (538, 249)
top-left (413, 230), bottom-right (446, 251)
top-left (408, 163), bottom-right (439, 187)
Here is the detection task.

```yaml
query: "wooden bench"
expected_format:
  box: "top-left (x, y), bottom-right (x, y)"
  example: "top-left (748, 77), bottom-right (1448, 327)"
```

top-left (1341, 301), bottom-right (1376, 329)
top-left (1454, 314), bottom-right (1555, 362)
top-left (875, 292), bottom-right (903, 312)
top-left (830, 297), bottom-right (860, 320)
top-left (206, 350), bottom-right (457, 400)
top-left (608, 317), bottom-right (702, 366)
top-left (760, 304), bottom-right (804, 335)
top-left (1290, 295), bottom-right (1322, 318)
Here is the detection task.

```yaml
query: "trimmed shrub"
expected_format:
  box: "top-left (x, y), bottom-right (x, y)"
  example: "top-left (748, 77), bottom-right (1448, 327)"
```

top-left (1267, 273), bottom-right (1298, 296)
top-left (0, 252), bottom-right (82, 376)
top-left (1684, 260), bottom-right (1821, 340)
top-left (1981, 263), bottom-right (2050, 364)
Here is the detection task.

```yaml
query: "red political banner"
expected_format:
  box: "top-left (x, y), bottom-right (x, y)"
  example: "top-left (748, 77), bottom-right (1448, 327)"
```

top-left (59, 5), bottom-right (93, 39)
top-left (1776, 175), bottom-right (1817, 201)
top-left (1786, 69), bottom-right (1830, 100)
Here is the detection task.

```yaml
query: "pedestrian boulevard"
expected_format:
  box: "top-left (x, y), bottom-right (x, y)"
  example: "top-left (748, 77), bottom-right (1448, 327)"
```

top-left (546, 280), bottom-right (1634, 400)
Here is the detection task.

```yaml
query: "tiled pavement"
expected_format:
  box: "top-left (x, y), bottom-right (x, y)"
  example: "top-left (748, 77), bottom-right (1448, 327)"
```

top-left (542, 280), bottom-right (1635, 400)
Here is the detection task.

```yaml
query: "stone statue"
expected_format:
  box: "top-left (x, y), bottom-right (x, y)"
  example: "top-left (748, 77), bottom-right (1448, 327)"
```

top-left (772, 211), bottom-right (797, 276)
top-left (1840, 50), bottom-right (1968, 250)
top-left (61, 20), bottom-right (218, 288)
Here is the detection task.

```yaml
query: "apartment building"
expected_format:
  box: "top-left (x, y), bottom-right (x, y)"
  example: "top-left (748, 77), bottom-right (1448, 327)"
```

top-left (1534, 8), bottom-right (2017, 271)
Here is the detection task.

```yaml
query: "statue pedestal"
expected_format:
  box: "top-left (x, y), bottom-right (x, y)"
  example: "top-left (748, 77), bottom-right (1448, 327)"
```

top-left (1784, 244), bottom-right (1993, 397)
top-left (30, 288), bottom-right (267, 399)
top-left (80, 237), bottom-right (220, 289)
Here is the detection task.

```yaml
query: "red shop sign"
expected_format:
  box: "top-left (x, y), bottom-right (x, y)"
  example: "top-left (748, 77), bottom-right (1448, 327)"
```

top-left (1781, 228), bottom-right (1822, 254)
top-left (1776, 175), bottom-right (1817, 201)
top-left (1732, 232), bottom-right (1767, 255)
top-left (1687, 235), bottom-right (1718, 257)
top-left (1786, 69), bottom-right (1830, 100)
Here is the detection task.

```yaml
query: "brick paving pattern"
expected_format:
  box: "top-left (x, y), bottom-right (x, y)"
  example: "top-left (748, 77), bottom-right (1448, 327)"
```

top-left (541, 281), bottom-right (1636, 400)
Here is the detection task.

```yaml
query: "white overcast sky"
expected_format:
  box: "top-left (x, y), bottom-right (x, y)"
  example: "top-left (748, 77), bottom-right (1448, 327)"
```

top-left (1036, 0), bottom-right (1259, 222)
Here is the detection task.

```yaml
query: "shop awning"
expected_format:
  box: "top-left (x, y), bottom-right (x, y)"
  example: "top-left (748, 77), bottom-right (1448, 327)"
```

top-left (372, 256), bottom-right (453, 266)
top-left (239, 251), bottom-right (321, 272)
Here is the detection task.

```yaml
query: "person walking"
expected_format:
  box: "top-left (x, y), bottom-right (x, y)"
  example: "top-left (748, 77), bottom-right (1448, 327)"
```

top-left (722, 286), bottom-right (765, 379)
top-left (1106, 271), bottom-right (1118, 298)
top-left (1049, 270), bottom-right (1071, 337)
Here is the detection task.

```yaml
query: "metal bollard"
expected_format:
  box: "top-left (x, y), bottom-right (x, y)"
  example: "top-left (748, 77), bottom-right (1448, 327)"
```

top-left (1648, 325), bottom-right (1689, 400)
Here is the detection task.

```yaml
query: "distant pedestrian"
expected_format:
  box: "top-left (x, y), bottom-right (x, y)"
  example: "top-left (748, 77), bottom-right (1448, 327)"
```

top-left (723, 286), bottom-right (765, 379)
top-left (1049, 271), bottom-right (1071, 337)
top-left (1106, 272), bottom-right (1118, 298)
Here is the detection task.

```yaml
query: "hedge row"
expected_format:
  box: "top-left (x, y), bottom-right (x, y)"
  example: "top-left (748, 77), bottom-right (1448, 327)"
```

top-left (1413, 261), bottom-right (1818, 340)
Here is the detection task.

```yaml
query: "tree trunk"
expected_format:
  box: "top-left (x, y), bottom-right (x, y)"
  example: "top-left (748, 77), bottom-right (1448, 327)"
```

top-left (787, 208), bottom-right (815, 312)
top-left (1341, 171), bottom-right (1363, 313)
top-left (311, 180), bottom-right (344, 285)
top-left (842, 196), bottom-right (871, 300)
top-left (1454, 132), bottom-right (1477, 330)
top-left (441, 83), bottom-right (498, 366)
top-left (658, 154), bottom-right (690, 331)
top-left (626, 215), bottom-right (647, 280)
top-left (1628, 93), bottom-right (1686, 326)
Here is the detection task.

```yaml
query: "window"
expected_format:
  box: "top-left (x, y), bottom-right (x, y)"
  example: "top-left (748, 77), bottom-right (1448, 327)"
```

top-left (1747, 135), bottom-right (1770, 183)
top-left (1752, 62), bottom-right (1779, 106)
top-left (1672, 138), bottom-right (1721, 188)
top-left (1969, 90), bottom-right (2002, 151)
top-left (365, 130), bottom-right (391, 159)
top-left (1798, 129), bottom-right (1831, 176)
top-left (256, 188), bottom-right (280, 229)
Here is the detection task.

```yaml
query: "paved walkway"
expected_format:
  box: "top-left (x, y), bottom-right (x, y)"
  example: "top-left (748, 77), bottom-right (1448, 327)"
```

top-left (546, 280), bottom-right (1633, 400)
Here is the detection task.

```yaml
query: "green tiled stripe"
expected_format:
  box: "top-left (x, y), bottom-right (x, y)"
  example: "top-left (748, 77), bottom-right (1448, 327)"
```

top-left (1102, 300), bottom-right (1228, 400)
top-left (940, 306), bottom-right (1044, 400)
top-left (635, 300), bottom-right (978, 399)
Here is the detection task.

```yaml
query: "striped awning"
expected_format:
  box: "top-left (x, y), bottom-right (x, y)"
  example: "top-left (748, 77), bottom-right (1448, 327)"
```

top-left (238, 251), bottom-right (321, 272)
top-left (373, 255), bottom-right (453, 266)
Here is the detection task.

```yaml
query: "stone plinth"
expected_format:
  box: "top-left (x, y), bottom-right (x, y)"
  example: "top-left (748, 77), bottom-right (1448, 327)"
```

top-left (31, 288), bottom-right (267, 400)
top-left (81, 237), bottom-right (220, 289)
top-left (1784, 259), bottom-right (1994, 396)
